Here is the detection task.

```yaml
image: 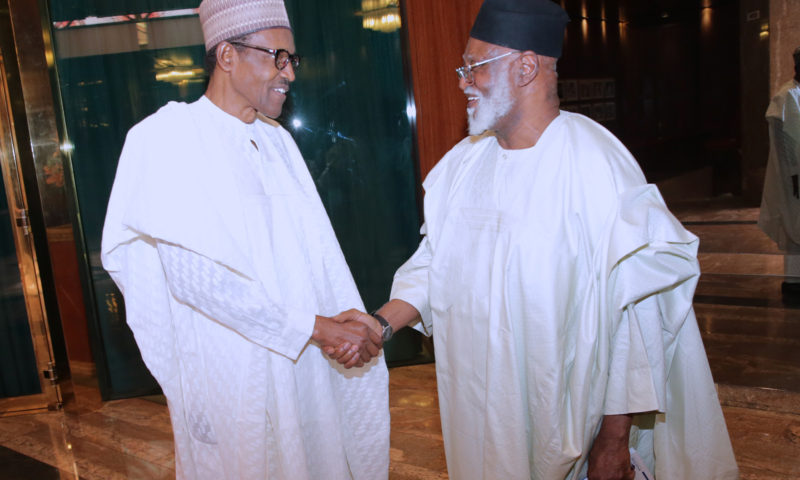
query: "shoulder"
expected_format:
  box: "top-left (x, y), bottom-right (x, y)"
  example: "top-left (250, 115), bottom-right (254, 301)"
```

top-left (767, 80), bottom-right (800, 119)
top-left (553, 111), bottom-right (646, 194)
top-left (776, 80), bottom-right (799, 99)
top-left (126, 101), bottom-right (192, 141)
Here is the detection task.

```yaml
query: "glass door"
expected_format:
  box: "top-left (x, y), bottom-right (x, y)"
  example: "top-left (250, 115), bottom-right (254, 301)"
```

top-left (0, 54), bottom-right (62, 416)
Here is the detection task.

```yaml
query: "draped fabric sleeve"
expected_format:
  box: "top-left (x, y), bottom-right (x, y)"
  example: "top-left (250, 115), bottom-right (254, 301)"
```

top-left (600, 185), bottom-right (700, 415)
top-left (598, 184), bottom-right (737, 478)
top-left (156, 241), bottom-right (315, 358)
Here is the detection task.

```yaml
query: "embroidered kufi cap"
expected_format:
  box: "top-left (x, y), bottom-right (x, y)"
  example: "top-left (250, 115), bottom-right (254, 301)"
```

top-left (470, 0), bottom-right (570, 58)
top-left (199, 0), bottom-right (291, 52)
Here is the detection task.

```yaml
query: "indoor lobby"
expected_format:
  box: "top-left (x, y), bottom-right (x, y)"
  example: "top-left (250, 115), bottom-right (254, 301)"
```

top-left (2, 0), bottom-right (800, 478)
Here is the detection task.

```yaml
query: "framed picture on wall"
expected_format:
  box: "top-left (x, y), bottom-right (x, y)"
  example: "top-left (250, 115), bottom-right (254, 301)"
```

top-left (578, 80), bottom-right (592, 100)
top-left (592, 80), bottom-right (604, 100)
top-left (603, 79), bottom-right (616, 99)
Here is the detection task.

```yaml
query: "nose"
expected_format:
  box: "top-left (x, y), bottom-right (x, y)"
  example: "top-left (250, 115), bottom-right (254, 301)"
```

top-left (281, 63), bottom-right (296, 82)
top-left (458, 74), bottom-right (472, 91)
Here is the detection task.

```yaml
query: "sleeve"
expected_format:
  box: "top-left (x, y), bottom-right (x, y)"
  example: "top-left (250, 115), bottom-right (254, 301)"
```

top-left (156, 241), bottom-right (316, 360)
top-left (390, 224), bottom-right (434, 335)
top-left (599, 185), bottom-right (701, 415)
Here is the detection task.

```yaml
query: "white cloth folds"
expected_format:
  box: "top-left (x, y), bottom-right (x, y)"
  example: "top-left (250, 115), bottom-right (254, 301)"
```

top-left (102, 97), bottom-right (389, 479)
top-left (391, 112), bottom-right (738, 479)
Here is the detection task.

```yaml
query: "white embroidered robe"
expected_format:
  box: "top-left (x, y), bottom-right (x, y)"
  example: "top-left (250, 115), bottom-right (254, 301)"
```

top-left (102, 96), bottom-right (389, 480)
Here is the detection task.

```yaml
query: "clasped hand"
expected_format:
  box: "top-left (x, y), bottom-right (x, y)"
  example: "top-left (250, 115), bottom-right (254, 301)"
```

top-left (313, 309), bottom-right (383, 368)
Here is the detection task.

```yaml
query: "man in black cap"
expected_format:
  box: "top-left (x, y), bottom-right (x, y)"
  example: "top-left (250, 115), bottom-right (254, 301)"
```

top-left (331, 0), bottom-right (738, 478)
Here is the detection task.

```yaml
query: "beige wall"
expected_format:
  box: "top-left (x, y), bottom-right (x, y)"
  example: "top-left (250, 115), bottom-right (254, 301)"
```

top-left (770, 0), bottom-right (800, 95)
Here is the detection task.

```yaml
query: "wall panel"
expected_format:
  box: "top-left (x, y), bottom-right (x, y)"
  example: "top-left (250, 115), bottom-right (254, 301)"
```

top-left (403, 0), bottom-right (482, 178)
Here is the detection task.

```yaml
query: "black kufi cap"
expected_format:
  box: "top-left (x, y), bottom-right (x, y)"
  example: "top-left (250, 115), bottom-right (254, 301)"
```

top-left (470, 0), bottom-right (570, 58)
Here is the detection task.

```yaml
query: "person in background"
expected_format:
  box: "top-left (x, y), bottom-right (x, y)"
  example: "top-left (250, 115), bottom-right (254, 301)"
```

top-left (101, 0), bottom-right (387, 478)
top-left (759, 46), bottom-right (800, 303)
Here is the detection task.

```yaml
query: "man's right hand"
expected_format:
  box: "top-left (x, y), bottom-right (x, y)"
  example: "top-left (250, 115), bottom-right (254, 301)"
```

top-left (312, 315), bottom-right (382, 368)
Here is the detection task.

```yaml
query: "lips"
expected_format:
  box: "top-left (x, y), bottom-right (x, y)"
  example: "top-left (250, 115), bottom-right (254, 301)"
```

top-left (464, 88), bottom-right (480, 108)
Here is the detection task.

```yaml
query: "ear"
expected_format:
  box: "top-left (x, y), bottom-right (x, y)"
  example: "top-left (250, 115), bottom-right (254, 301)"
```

top-left (516, 51), bottom-right (539, 87)
top-left (216, 42), bottom-right (238, 73)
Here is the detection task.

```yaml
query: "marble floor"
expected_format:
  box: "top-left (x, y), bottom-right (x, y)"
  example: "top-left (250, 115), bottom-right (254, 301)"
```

top-left (1, 198), bottom-right (799, 479)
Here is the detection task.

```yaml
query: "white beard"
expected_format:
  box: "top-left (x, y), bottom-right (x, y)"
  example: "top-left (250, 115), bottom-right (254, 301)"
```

top-left (466, 73), bottom-right (514, 136)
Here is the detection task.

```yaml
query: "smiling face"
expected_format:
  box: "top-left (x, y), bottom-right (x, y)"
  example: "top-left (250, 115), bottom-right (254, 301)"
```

top-left (460, 38), bottom-right (517, 136)
top-left (228, 27), bottom-right (296, 120)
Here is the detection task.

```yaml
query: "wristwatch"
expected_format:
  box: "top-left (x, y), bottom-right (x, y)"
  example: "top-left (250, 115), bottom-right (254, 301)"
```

top-left (372, 312), bottom-right (393, 342)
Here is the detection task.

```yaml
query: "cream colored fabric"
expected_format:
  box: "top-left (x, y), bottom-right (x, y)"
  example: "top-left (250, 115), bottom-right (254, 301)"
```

top-left (759, 80), bottom-right (800, 254)
top-left (391, 112), bottom-right (738, 479)
top-left (199, 0), bottom-right (291, 51)
top-left (102, 96), bottom-right (389, 479)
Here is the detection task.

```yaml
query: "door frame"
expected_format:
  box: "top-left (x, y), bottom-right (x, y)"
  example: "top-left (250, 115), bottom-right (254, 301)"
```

top-left (0, 53), bottom-right (63, 416)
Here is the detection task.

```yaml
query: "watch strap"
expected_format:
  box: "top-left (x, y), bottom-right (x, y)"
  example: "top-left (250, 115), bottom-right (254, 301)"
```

top-left (371, 311), bottom-right (393, 341)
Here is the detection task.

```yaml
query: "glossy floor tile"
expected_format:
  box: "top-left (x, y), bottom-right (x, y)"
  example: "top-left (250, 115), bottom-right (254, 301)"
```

top-left (0, 363), bottom-right (799, 479)
top-left (0, 198), bottom-right (799, 478)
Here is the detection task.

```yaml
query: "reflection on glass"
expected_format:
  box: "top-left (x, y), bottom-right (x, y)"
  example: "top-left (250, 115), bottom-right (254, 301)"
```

top-left (0, 168), bottom-right (40, 398)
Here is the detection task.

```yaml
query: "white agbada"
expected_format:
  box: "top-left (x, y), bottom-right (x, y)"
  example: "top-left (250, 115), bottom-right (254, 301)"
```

top-left (102, 96), bottom-right (389, 480)
top-left (758, 79), bottom-right (800, 253)
top-left (391, 112), bottom-right (738, 479)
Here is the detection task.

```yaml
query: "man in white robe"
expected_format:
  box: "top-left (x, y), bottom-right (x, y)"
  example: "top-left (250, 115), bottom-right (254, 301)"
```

top-left (758, 47), bottom-right (800, 300)
top-left (101, 1), bottom-right (388, 478)
top-left (331, 0), bottom-right (738, 478)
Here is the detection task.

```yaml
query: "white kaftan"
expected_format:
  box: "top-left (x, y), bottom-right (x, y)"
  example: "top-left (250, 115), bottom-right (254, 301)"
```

top-left (759, 80), bottom-right (800, 255)
top-left (102, 96), bottom-right (389, 480)
top-left (391, 112), bottom-right (738, 479)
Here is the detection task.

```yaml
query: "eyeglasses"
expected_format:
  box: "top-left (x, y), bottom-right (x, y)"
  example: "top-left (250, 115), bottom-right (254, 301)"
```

top-left (229, 42), bottom-right (301, 71)
top-left (455, 51), bottom-right (516, 82)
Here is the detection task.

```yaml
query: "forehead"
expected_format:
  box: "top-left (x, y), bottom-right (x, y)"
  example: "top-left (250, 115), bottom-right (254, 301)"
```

top-left (463, 37), bottom-right (501, 62)
top-left (249, 27), bottom-right (296, 52)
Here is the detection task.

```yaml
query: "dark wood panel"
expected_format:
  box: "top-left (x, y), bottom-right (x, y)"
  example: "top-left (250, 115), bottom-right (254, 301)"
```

top-left (403, 0), bottom-right (483, 179)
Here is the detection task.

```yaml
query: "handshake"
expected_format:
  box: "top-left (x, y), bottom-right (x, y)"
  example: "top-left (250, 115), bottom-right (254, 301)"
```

top-left (312, 309), bottom-right (385, 368)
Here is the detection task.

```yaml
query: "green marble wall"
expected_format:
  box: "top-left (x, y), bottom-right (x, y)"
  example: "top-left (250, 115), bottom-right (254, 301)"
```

top-left (48, 1), bottom-right (422, 399)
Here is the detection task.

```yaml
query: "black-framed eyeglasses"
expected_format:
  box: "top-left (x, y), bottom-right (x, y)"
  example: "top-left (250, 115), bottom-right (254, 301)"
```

top-left (229, 42), bottom-right (301, 71)
top-left (455, 51), bottom-right (516, 82)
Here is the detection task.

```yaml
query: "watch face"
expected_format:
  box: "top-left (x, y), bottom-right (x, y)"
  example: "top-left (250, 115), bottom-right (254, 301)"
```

top-left (382, 326), bottom-right (393, 342)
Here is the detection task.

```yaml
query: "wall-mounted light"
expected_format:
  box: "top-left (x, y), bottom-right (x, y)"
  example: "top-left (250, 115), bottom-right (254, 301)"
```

top-left (760, 23), bottom-right (769, 39)
top-left (357, 0), bottom-right (401, 33)
top-left (155, 67), bottom-right (204, 85)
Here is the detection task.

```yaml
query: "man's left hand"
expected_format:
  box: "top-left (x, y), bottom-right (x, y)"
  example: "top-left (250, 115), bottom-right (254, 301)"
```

top-left (586, 414), bottom-right (635, 480)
